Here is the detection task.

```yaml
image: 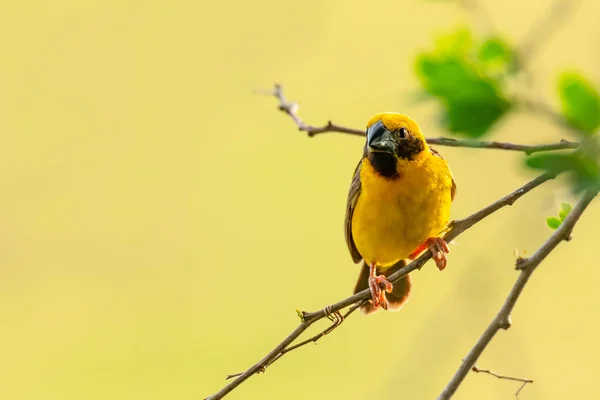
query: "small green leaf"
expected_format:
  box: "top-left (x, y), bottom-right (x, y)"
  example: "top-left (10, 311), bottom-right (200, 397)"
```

top-left (434, 27), bottom-right (473, 55)
top-left (478, 37), bottom-right (513, 66)
top-left (558, 71), bottom-right (600, 135)
top-left (546, 217), bottom-right (562, 230)
top-left (295, 308), bottom-right (305, 322)
top-left (559, 202), bottom-right (572, 221)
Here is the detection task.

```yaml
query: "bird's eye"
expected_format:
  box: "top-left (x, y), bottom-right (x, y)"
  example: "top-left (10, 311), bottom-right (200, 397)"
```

top-left (398, 128), bottom-right (408, 139)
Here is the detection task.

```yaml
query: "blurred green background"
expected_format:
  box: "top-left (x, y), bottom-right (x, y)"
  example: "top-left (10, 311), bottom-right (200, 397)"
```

top-left (1, 1), bottom-right (599, 399)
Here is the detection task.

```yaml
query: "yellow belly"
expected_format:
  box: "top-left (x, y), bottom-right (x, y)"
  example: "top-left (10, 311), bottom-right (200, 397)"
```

top-left (351, 156), bottom-right (452, 268)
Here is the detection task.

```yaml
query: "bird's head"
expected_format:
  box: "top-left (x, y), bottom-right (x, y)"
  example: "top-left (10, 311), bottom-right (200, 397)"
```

top-left (365, 113), bottom-right (428, 162)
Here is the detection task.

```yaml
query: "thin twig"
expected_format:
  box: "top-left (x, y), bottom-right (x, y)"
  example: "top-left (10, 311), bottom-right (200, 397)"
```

top-left (517, 0), bottom-right (583, 65)
top-left (223, 300), bottom-right (367, 381)
top-left (260, 303), bottom-right (365, 369)
top-left (471, 364), bottom-right (534, 399)
top-left (458, 0), bottom-right (497, 35)
top-left (223, 372), bottom-right (242, 381)
top-left (514, 97), bottom-right (584, 137)
top-left (255, 86), bottom-right (364, 137)
top-left (261, 84), bottom-right (579, 154)
top-left (425, 137), bottom-right (578, 155)
top-left (438, 188), bottom-right (599, 400)
top-left (205, 172), bottom-right (557, 400)
top-left (472, 365), bottom-right (533, 384)
top-left (515, 381), bottom-right (529, 399)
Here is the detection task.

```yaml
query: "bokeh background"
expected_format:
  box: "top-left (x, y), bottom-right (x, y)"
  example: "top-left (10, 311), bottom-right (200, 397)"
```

top-left (1, 1), bottom-right (599, 399)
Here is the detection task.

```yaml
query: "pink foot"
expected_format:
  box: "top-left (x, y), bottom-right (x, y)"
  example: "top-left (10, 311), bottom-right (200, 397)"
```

top-left (425, 237), bottom-right (450, 270)
top-left (367, 262), bottom-right (393, 310)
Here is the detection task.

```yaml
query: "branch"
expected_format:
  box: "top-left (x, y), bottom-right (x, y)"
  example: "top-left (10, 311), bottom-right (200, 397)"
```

top-left (471, 364), bottom-right (533, 399)
top-left (515, 97), bottom-right (585, 138)
top-left (224, 301), bottom-right (366, 381)
top-left (457, 0), bottom-right (497, 35)
top-left (255, 85), bottom-right (364, 137)
top-left (204, 172), bottom-right (557, 400)
top-left (261, 84), bottom-right (579, 154)
top-left (517, 0), bottom-right (583, 65)
top-left (438, 188), bottom-right (599, 400)
top-left (424, 137), bottom-right (578, 155)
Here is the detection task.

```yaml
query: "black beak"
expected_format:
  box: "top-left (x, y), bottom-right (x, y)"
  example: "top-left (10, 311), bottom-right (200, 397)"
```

top-left (367, 120), bottom-right (396, 154)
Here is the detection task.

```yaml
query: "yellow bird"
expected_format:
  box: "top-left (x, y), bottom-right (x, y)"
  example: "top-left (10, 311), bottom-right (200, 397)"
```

top-left (345, 113), bottom-right (456, 314)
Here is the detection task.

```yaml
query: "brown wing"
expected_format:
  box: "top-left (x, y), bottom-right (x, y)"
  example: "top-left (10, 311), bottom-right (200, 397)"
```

top-left (430, 147), bottom-right (456, 201)
top-left (345, 160), bottom-right (363, 264)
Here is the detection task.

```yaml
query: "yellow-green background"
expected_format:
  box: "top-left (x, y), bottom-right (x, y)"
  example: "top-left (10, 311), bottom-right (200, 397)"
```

top-left (1, 1), bottom-right (599, 399)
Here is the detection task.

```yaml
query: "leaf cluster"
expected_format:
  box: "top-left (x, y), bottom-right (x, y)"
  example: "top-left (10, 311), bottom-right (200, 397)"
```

top-left (415, 27), bottom-right (600, 192)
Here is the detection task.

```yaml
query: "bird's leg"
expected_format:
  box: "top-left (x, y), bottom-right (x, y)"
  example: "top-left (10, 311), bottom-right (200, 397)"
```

top-left (409, 237), bottom-right (450, 270)
top-left (407, 242), bottom-right (428, 260)
top-left (367, 262), bottom-right (393, 310)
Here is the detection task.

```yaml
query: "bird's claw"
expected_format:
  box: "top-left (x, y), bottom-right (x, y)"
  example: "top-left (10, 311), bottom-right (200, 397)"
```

top-left (323, 305), bottom-right (344, 335)
top-left (368, 272), bottom-right (393, 310)
top-left (426, 237), bottom-right (450, 271)
top-left (408, 237), bottom-right (451, 270)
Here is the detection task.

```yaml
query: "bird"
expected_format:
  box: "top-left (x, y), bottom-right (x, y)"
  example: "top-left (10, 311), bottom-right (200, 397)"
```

top-left (344, 112), bottom-right (456, 314)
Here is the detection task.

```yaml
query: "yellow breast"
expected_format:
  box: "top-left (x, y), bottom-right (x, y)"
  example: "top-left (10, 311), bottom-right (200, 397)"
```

top-left (351, 155), bottom-right (453, 268)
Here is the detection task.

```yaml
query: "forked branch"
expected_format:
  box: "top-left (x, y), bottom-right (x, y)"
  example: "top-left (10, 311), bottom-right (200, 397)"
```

top-left (204, 172), bottom-right (558, 400)
top-left (437, 188), bottom-right (598, 399)
top-left (204, 84), bottom-right (594, 400)
top-left (471, 365), bottom-right (534, 399)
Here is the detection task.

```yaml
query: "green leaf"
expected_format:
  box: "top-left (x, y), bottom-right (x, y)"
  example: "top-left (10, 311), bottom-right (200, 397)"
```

top-left (415, 54), bottom-right (511, 137)
top-left (526, 152), bottom-right (600, 192)
top-left (434, 27), bottom-right (473, 55)
top-left (571, 156), bottom-right (600, 192)
top-left (525, 153), bottom-right (581, 173)
top-left (559, 202), bottom-right (572, 221)
top-left (558, 71), bottom-right (600, 135)
top-left (478, 37), bottom-right (513, 67)
top-left (546, 217), bottom-right (562, 230)
top-left (415, 28), bottom-right (513, 138)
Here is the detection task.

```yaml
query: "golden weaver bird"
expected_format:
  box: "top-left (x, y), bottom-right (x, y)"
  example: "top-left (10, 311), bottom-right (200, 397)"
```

top-left (345, 113), bottom-right (456, 314)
